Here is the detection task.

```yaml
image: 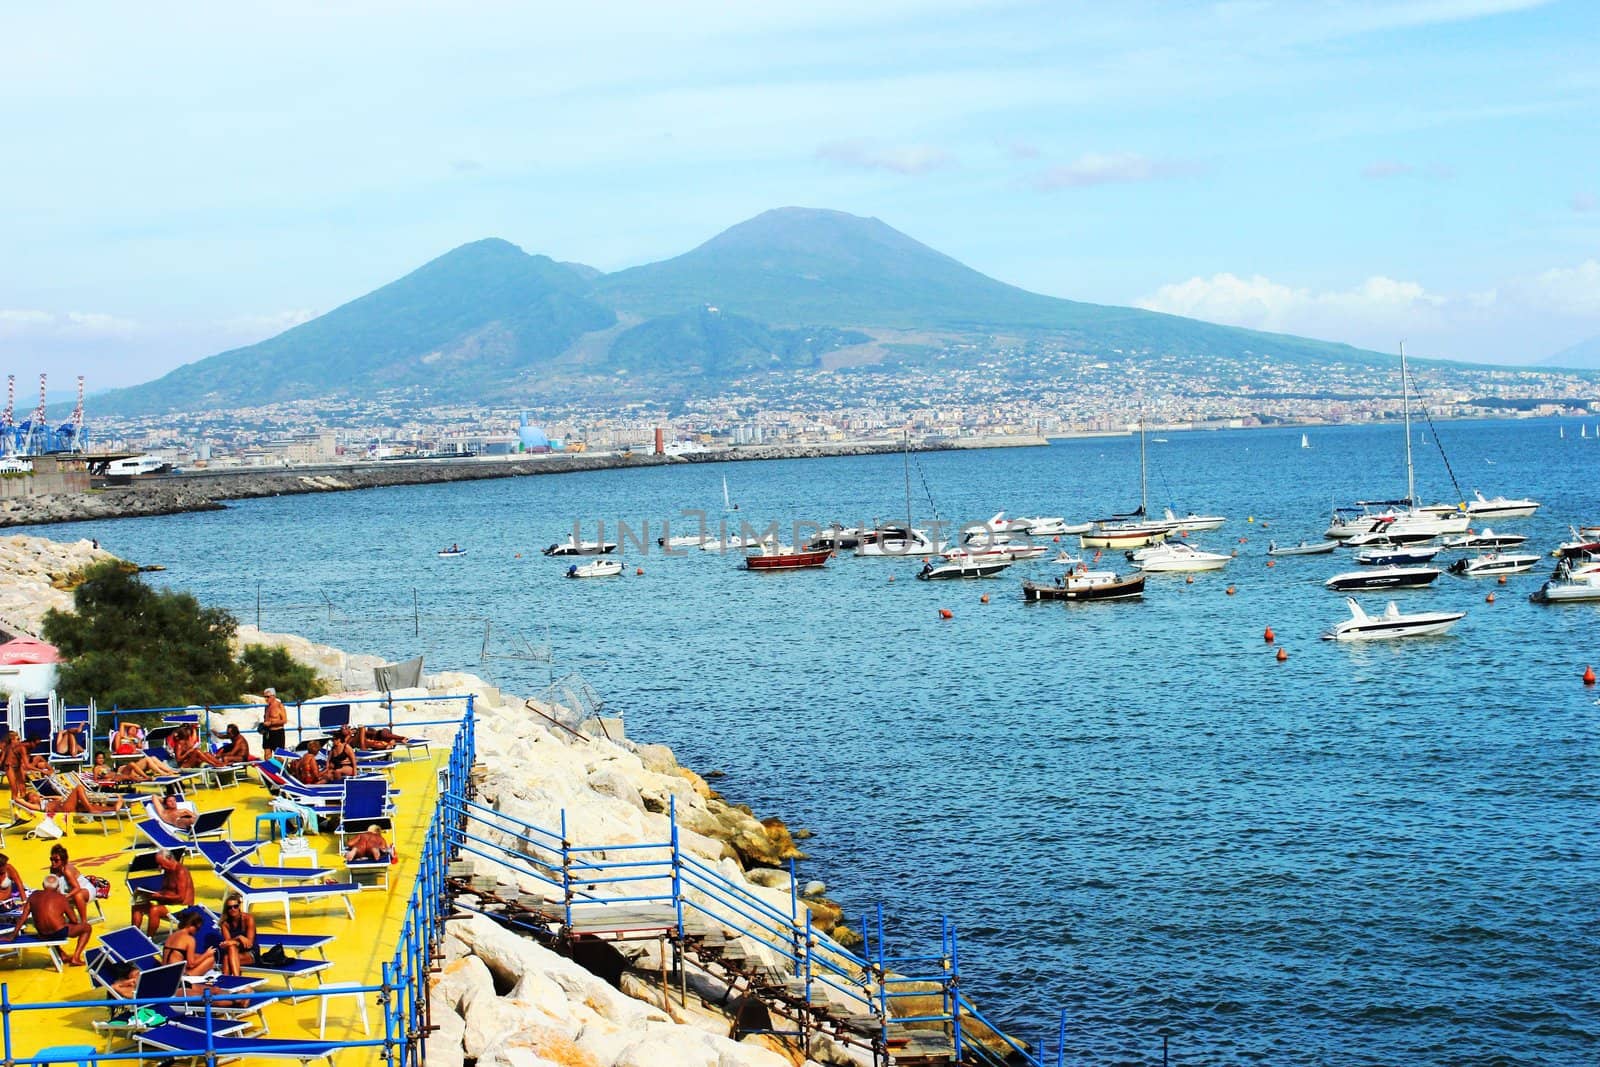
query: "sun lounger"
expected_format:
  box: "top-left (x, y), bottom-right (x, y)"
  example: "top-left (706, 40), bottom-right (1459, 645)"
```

top-left (138, 1021), bottom-right (343, 1064)
top-left (335, 777), bottom-right (393, 842)
top-left (195, 841), bottom-right (335, 884)
top-left (0, 927), bottom-right (68, 970)
top-left (96, 925), bottom-right (269, 999)
top-left (139, 799), bottom-right (239, 842)
top-left (213, 867), bottom-right (357, 931)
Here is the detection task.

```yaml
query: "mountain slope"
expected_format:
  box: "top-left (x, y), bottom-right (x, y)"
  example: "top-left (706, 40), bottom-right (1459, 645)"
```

top-left (95, 240), bottom-right (615, 414)
top-left (1548, 334), bottom-right (1600, 369)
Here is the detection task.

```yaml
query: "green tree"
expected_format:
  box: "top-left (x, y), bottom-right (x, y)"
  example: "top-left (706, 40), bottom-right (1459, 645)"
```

top-left (239, 644), bottom-right (328, 703)
top-left (42, 561), bottom-right (248, 710)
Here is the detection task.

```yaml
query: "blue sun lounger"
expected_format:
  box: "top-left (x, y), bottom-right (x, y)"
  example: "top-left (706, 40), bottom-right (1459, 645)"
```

top-left (137, 1021), bottom-right (343, 1064)
top-left (213, 867), bottom-right (358, 931)
top-left (0, 928), bottom-right (69, 971)
top-left (195, 841), bottom-right (335, 884)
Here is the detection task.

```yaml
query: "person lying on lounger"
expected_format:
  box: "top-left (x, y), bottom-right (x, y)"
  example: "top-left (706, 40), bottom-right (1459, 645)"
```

top-left (111, 721), bottom-right (146, 756)
top-left (17, 781), bottom-right (125, 817)
top-left (131, 850), bottom-right (194, 936)
top-left (343, 825), bottom-right (394, 865)
top-left (108, 960), bottom-right (141, 998)
top-left (8, 874), bottom-right (92, 966)
top-left (155, 793), bottom-right (197, 830)
top-left (90, 750), bottom-right (178, 784)
top-left (352, 724), bottom-right (412, 750)
top-left (172, 725), bottom-right (224, 769)
top-left (51, 724), bottom-right (84, 758)
top-left (162, 909), bottom-right (216, 977)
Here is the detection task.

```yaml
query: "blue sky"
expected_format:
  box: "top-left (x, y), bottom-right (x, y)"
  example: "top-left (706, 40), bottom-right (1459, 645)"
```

top-left (2, 0), bottom-right (1597, 392)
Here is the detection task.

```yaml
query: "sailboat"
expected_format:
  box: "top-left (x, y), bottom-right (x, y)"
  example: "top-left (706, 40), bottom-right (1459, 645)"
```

top-left (1081, 419), bottom-right (1172, 550)
top-left (1301, 433), bottom-right (1310, 449)
top-left (1560, 425), bottom-right (1566, 439)
top-left (722, 475), bottom-right (736, 512)
top-left (855, 431), bottom-right (940, 557)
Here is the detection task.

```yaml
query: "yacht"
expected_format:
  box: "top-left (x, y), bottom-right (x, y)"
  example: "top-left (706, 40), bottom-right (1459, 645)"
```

top-left (1440, 529), bottom-right (1528, 551)
top-left (1355, 544), bottom-right (1440, 567)
top-left (1005, 516), bottom-right (1071, 537)
top-left (854, 525), bottom-right (940, 557)
top-left (1154, 507), bottom-right (1226, 533)
top-left (1129, 541), bottom-right (1231, 572)
top-left (543, 536), bottom-right (618, 556)
top-left (1447, 552), bottom-right (1541, 577)
top-left (1322, 598), bottom-right (1465, 641)
top-left (1324, 566), bottom-right (1441, 591)
top-left (1421, 490), bottom-right (1540, 520)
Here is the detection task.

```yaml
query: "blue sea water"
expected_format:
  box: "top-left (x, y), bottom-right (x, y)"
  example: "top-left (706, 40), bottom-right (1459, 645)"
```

top-left (34, 420), bottom-right (1600, 1064)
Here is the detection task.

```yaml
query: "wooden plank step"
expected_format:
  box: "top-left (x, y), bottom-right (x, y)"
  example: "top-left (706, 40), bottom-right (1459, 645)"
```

top-left (566, 903), bottom-right (678, 933)
top-left (836, 1014), bottom-right (881, 1034)
top-left (718, 941), bottom-right (748, 960)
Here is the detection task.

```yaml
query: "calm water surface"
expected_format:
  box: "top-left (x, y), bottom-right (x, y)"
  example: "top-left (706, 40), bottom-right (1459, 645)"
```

top-left (37, 421), bottom-right (1600, 1065)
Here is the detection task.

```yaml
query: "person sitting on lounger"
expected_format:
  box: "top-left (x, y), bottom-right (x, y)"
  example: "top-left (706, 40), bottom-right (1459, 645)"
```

top-left (288, 740), bottom-right (326, 786)
top-left (51, 724), bottom-right (85, 759)
top-left (131, 850), bottom-right (194, 936)
top-left (155, 793), bottom-right (197, 830)
top-left (111, 721), bottom-right (146, 756)
top-left (343, 825), bottom-right (394, 865)
top-left (162, 909), bottom-right (216, 977)
top-left (325, 735), bottom-right (358, 781)
top-left (172, 724), bottom-right (224, 769)
top-left (217, 892), bottom-right (256, 976)
top-left (108, 960), bottom-right (141, 999)
top-left (216, 724), bottom-right (252, 765)
top-left (8, 874), bottom-right (91, 966)
top-left (0, 853), bottom-right (26, 906)
top-left (48, 844), bottom-right (96, 926)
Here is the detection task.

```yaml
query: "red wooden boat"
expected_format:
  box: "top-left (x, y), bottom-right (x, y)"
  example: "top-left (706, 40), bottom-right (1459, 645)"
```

top-left (743, 546), bottom-right (831, 571)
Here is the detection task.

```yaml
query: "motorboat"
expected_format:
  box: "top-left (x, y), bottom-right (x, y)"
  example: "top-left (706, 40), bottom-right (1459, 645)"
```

top-left (854, 525), bottom-right (941, 557)
top-left (1447, 552), bottom-right (1540, 577)
top-left (1440, 528), bottom-right (1528, 551)
top-left (1020, 568), bottom-right (1145, 602)
top-left (700, 532), bottom-right (776, 553)
top-left (1355, 544), bottom-right (1440, 567)
top-left (566, 560), bottom-right (623, 578)
top-left (1338, 514), bottom-right (1464, 545)
top-left (1529, 570), bottom-right (1600, 603)
top-left (1129, 541), bottom-right (1231, 572)
top-left (1154, 507), bottom-right (1226, 533)
top-left (1551, 530), bottom-right (1600, 560)
top-left (1057, 520), bottom-right (1094, 536)
top-left (1421, 490), bottom-right (1540, 520)
top-left (437, 545), bottom-right (466, 558)
top-left (1324, 566), bottom-right (1441, 591)
top-left (1322, 597), bottom-right (1465, 641)
top-left (1005, 516), bottom-right (1071, 537)
top-left (1266, 539), bottom-right (1339, 556)
top-left (544, 536), bottom-right (618, 557)
top-left (942, 542), bottom-right (1049, 565)
top-left (1081, 524), bottom-right (1170, 550)
top-left (743, 544), bottom-right (831, 571)
top-left (917, 557), bottom-right (1012, 580)
top-left (658, 533), bottom-right (711, 550)
top-left (804, 525), bottom-right (864, 551)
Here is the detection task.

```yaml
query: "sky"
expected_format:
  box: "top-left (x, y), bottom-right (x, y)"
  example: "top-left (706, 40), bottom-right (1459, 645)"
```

top-left (2, 0), bottom-right (1597, 395)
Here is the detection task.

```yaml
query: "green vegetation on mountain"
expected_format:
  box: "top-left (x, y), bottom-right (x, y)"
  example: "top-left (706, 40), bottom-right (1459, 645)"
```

top-left (92, 207), bottom-right (1407, 415)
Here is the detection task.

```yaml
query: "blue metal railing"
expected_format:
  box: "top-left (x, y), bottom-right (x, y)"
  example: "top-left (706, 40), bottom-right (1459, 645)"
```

top-left (0, 692), bottom-right (476, 1067)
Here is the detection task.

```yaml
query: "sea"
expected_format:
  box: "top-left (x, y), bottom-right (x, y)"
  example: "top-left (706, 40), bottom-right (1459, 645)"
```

top-left (34, 419), bottom-right (1600, 1065)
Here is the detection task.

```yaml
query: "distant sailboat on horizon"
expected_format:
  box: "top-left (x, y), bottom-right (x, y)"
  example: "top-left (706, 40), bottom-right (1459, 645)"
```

top-left (1301, 433), bottom-right (1310, 450)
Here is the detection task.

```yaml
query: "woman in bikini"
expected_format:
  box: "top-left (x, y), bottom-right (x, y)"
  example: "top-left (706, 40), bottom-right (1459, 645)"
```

top-left (217, 892), bottom-right (256, 976)
top-left (48, 844), bottom-right (95, 926)
top-left (111, 721), bottom-right (146, 756)
top-left (325, 735), bottom-right (359, 781)
top-left (0, 853), bottom-right (26, 907)
top-left (172, 725), bottom-right (224, 769)
top-left (161, 910), bottom-right (216, 977)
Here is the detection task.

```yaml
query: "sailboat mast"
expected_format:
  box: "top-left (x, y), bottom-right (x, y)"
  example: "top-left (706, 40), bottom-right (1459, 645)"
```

top-left (1139, 415), bottom-right (1148, 516)
top-left (1401, 342), bottom-right (1416, 507)
top-left (903, 428), bottom-right (913, 529)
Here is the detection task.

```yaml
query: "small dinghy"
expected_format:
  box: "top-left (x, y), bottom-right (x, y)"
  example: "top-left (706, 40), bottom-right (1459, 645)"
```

top-left (566, 560), bottom-right (623, 579)
top-left (1322, 597), bottom-right (1465, 641)
top-left (1530, 569), bottom-right (1600, 603)
top-left (1266, 539), bottom-right (1338, 556)
top-left (437, 545), bottom-right (466, 558)
top-left (1447, 551), bottom-right (1540, 577)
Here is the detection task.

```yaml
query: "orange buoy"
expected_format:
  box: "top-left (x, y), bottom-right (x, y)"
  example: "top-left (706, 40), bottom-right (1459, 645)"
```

top-left (1225, 585), bottom-right (1237, 596)
top-left (1585, 665), bottom-right (1596, 686)
top-left (1264, 626), bottom-right (1275, 643)
top-left (1497, 574), bottom-right (1507, 585)
top-left (514, 553), bottom-right (522, 559)
top-left (635, 567), bottom-right (644, 575)
top-left (980, 593), bottom-right (990, 604)
top-left (1266, 559), bottom-right (1276, 568)
top-left (1053, 536), bottom-right (1060, 543)
top-left (1275, 647), bottom-right (1288, 662)
top-left (938, 608), bottom-right (953, 620)
top-left (1486, 592), bottom-right (1495, 603)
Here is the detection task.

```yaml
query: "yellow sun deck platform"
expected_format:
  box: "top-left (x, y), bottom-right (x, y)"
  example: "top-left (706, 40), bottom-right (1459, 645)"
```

top-left (0, 742), bottom-right (453, 1066)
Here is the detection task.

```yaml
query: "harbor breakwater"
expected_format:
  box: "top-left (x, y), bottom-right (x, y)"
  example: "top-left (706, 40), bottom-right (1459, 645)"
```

top-left (1, 533), bottom-right (1007, 1067)
top-left (0, 437), bottom-right (1046, 529)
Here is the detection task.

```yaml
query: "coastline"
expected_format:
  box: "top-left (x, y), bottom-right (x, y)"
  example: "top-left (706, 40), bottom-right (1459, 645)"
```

top-left (1, 532), bottom-right (1018, 1066)
top-left (0, 437), bottom-right (1048, 529)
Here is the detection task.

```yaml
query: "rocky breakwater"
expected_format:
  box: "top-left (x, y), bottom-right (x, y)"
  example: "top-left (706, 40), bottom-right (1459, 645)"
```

top-left (0, 534), bottom-right (115, 638)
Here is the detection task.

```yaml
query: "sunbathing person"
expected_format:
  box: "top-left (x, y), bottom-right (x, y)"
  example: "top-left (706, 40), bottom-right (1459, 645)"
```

top-left (353, 724), bottom-right (411, 750)
top-left (90, 750), bottom-right (177, 784)
top-left (43, 782), bottom-right (124, 817)
top-left (131, 849), bottom-right (194, 936)
top-left (343, 825), bottom-right (394, 864)
top-left (216, 724), bottom-right (253, 765)
top-left (324, 736), bottom-right (359, 781)
top-left (48, 843), bottom-right (95, 926)
top-left (0, 853), bottom-right (26, 907)
top-left (108, 960), bottom-right (141, 998)
top-left (155, 793), bottom-right (197, 830)
top-left (8, 874), bottom-right (92, 966)
top-left (217, 892), bottom-right (256, 976)
top-left (111, 721), bottom-right (146, 756)
top-left (172, 725), bottom-right (224, 769)
top-left (288, 740), bottom-right (326, 786)
top-left (162, 910), bottom-right (216, 977)
top-left (51, 724), bottom-right (85, 758)
top-left (0, 737), bottom-right (26, 796)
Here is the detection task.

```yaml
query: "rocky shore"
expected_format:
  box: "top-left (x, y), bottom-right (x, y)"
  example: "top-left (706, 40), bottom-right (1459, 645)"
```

top-left (1, 533), bottom-right (1011, 1066)
top-left (0, 437), bottom-right (1046, 529)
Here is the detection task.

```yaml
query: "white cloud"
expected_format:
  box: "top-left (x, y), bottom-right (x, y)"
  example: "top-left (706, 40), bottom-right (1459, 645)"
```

top-left (1032, 152), bottom-right (1196, 190)
top-left (0, 309), bottom-right (137, 337)
top-left (815, 139), bottom-right (953, 175)
top-left (1511, 260), bottom-right (1600, 316)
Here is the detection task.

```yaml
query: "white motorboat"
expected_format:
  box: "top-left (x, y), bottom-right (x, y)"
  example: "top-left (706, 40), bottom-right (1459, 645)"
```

top-left (804, 525), bottom-right (865, 551)
top-left (1530, 570), bottom-right (1600, 603)
top-left (1130, 541), bottom-right (1231, 572)
top-left (1322, 598), bottom-right (1465, 641)
top-left (1005, 515), bottom-right (1071, 537)
top-left (543, 536), bottom-right (618, 556)
top-left (917, 557), bottom-right (1013, 580)
top-left (1057, 520), bottom-right (1094, 536)
top-left (1440, 528), bottom-right (1528, 550)
top-left (1266, 539), bottom-right (1339, 556)
top-left (1155, 507), bottom-right (1226, 533)
top-left (854, 525), bottom-right (941, 557)
top-left (1447, 551), bottom-right (1540, 577)
top-left (1422, 490), bottom-right (1540, 520)
top-left (943, 541), bottom-right (1049, 565)
top-left (1324, 566), bottom-right (1441, 591)
top-left (566, 559), bottom-right (623, 579)
top-left (1355, 544), bottom-right (1440, 566)
top-left (699, 532), bottom-right (776, 553)
top-left (658, 533), bottom-right (711, 550)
